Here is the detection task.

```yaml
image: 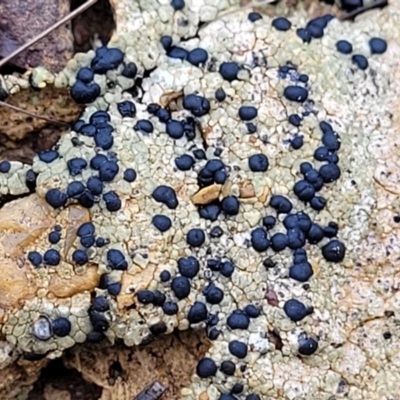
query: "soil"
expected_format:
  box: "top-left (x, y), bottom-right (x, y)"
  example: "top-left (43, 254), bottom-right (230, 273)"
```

top-left (28, 359), bottom-right (102, 400)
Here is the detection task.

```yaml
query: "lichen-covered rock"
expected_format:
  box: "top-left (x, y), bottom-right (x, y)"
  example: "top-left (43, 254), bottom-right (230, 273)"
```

top-left (1, 0), bottom-right (400, 399)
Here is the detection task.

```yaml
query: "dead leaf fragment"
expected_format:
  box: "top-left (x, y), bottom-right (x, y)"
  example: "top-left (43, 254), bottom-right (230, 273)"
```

top-left (258, 186), bottom-right (270, 203)
top-left (199, 392), bottom-right (209, 400)
top-left (221, 181), bottom-right (232, 198)
top-left (191, 184), bottom-right (221, 205)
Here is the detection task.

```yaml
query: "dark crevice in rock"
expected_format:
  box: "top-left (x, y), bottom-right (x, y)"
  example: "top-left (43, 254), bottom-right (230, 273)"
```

top-left (70, 0), bottom-right (116, 53)
top-left (28, 358), bottom-right (102, 400)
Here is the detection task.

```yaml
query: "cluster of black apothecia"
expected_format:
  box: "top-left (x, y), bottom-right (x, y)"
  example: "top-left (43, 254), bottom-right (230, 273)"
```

top-left (1, 1), bottom-right (388, 398)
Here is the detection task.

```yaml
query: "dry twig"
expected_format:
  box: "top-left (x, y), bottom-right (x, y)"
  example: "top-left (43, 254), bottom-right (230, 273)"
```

top-left (0, 0), bottom-right (98, 68)
top-left (0, 0), bottom-right (99, 125)
top-left (0, 100), bottom-right (70, 126)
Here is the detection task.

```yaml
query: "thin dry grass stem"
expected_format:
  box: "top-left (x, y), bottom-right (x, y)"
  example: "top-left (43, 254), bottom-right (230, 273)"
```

top-left (0, 0), bottom-right (99, 68)
top-left (0, 0), bottom-right (100, 127)
top-left (0, 100), bottom-right (70, 126)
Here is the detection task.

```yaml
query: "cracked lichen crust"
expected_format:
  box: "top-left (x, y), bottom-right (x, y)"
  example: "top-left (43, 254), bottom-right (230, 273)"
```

top-left (1, 0), bottom-right (400, 399)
